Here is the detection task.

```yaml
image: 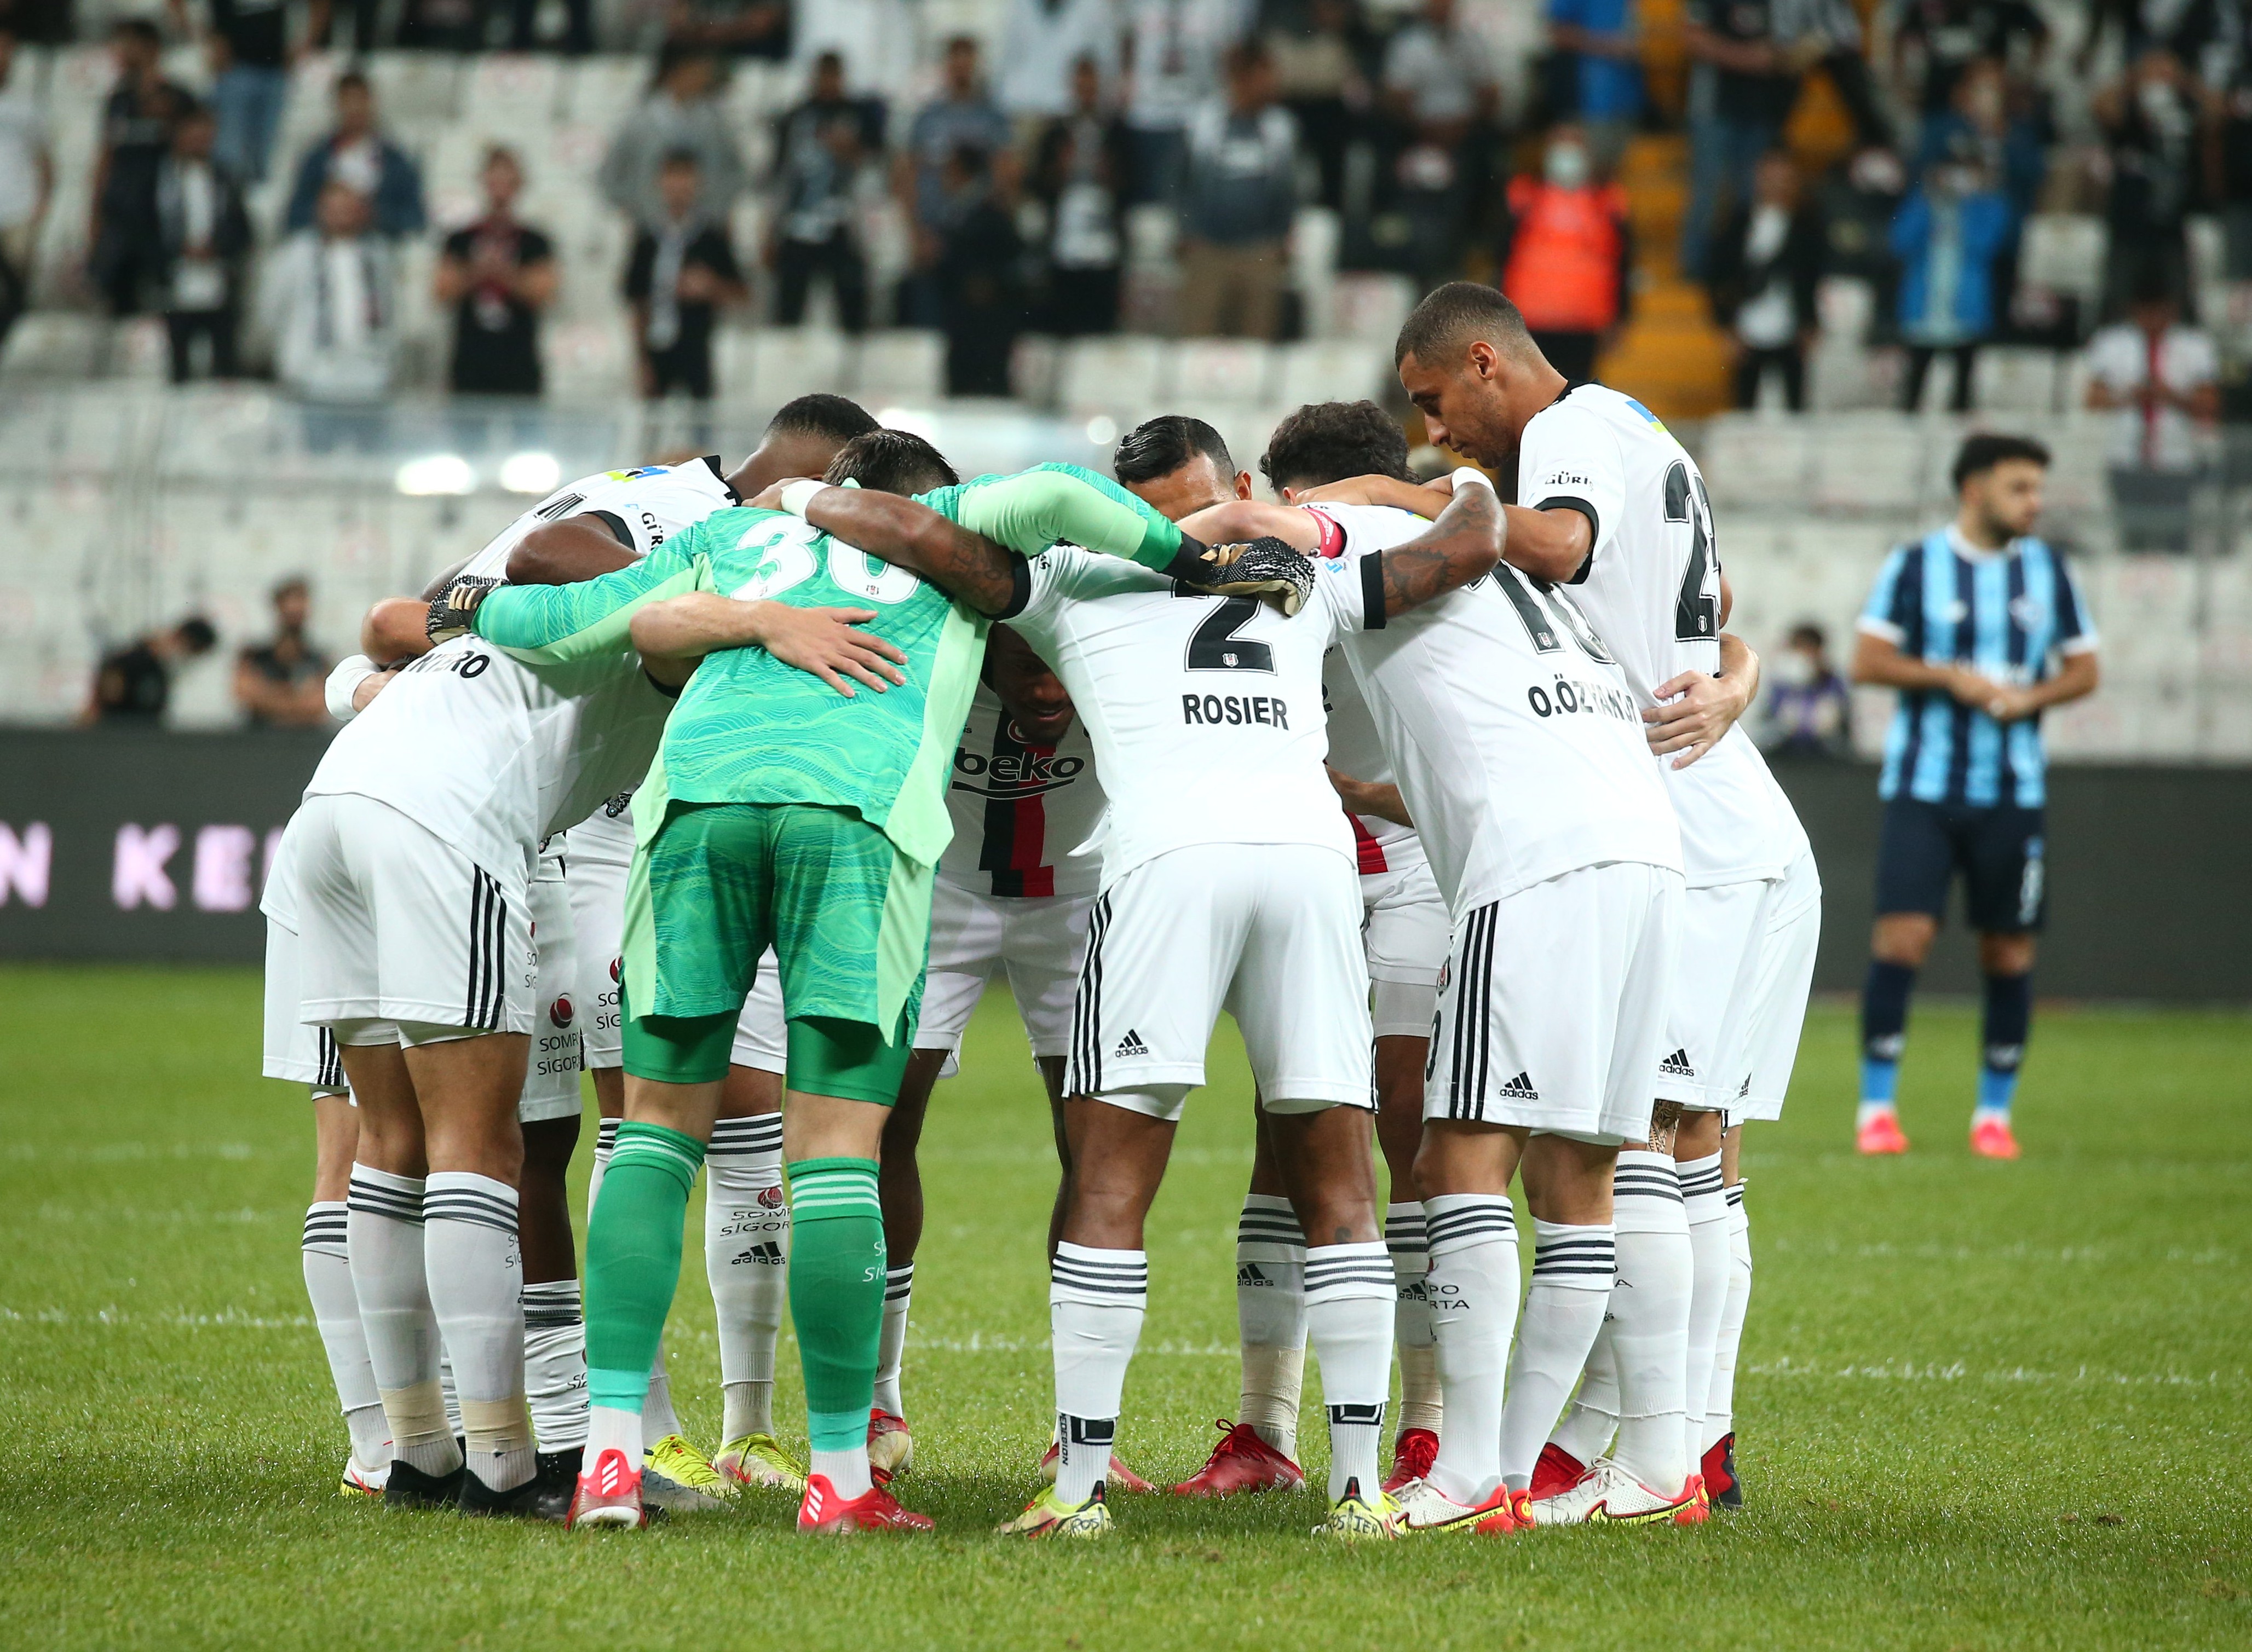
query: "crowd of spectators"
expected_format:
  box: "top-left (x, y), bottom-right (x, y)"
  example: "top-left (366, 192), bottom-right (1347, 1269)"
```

top-left (1, 0), bottom-right (2251, 436)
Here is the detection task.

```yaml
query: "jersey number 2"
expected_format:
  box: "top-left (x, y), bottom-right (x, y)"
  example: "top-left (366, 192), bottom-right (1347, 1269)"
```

top-left (1177, 592), bottom-right (1275, 673)
top-left (1664, 461), bottom-right (1719, 642)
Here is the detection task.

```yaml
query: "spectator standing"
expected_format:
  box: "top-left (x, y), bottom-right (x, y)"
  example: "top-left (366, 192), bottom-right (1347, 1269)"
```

top-left (2094, 48), bottom-right (2212, 317)
top-left (284, 70), bottom-right (425, 239)
top-left (0, 27), bottom-right (51, 349)
top-left (2084, 264), bottom-right (2219, 548)
top-left (1120, 0), bottom-right (1253, 204)
top-left (1032, 54), bottom-right (1128, 334)
top-left (1916, 56), bottom-right (2046, 222)
top-left (1679, 0), bottom-right (1798, 279)
top-left (169, 0), bottom-right (295, 184)
top-left (90, 20), bottom-right (192, 316)
top-left (1890, 0), bottom-right (2048, 154)
top-left (1890, 159), bottom-right (2012, 411)
top-left (233, 577), bottom-right (332, 729)
top-left (625, 148), bottom-right (746, 401)
top-left (1383, 0), bottom-right (1500, 292)
top-left (84, 615), bottom-right (216, 724)
top-left (1264, 0), bottom-right (1372, 212)
top-left (769, 51), bottom-right (882, 332)
top-left (1496, 123), bottom-right (1631, 383)
top-left (263, 180), bottom-right (398, 409)
top-left (1706, 147), bottom-right (1824, 409)
top-left (600, 48), bottom-right (746, 230)
top-left (1177, 41), bottom-right (1298, 339)
top-left (1546, 0), bottom-right (1639, 169)
top-left (1757, 621), bottom-right (1854, 760)
top-left (997, 0), bottom-right (1119, 126)
top-left (155, 101), bottom-right (251, 381)
top-left (898, 37), bottom-right (1013, 327)
top-left (665, 0), bottom-right (790, 60)
top-left (436, 147), bottom-right (555, 397)
top-left (935, 142), bottom-right (1024, 394)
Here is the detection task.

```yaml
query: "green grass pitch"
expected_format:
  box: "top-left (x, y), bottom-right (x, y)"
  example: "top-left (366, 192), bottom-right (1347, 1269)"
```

top-left (1, 964), bottom-right (2246, 1650)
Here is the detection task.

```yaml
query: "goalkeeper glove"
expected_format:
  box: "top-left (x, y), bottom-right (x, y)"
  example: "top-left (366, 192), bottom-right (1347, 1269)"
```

top-left (1170, 536), bottom-right (1316, 617)
top-left (425, 575), bottom-right (501, 643)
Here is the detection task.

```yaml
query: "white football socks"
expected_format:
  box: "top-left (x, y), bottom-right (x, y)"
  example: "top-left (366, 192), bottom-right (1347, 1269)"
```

top-left (1304, 1240), bottom-right (1393, 1501)
top-left (1235, 1193), bottom-right (1307, 1461)
top-left (1386, 1202), bottom-right (1442, 1437)
top-left (1051, 1241), bottom-right (1148, 1505)
top-left (1497, 1218), bottom-right (1615, 1491)
top-left (302, 1202), bottom-right (390, 1469)
top-left (1704, 1182), bottom-right (1753, 1454)
top-left (586, 1401), bottom-right (641, 1473)
top-left (1678, 1150), bottom-right (1730, 1470)
top-left (1421, 1193), bottom-right (1518, 1504)
top-left (424, 1171), bottom-right (534, 1494)
top-left (1607, 1151), bottom-right (1692, 1499)
top-left (874, 1262), bottom-right (914, 1418)
top-left (1548, 1322), bottom-right (1620, 1465)
top-left (521, 1279), bottom-right (588, 1452)
top-left (346, 1166), bottom-right (459, 1478)
top-left (706, 1113), bottom-right (788, 1441)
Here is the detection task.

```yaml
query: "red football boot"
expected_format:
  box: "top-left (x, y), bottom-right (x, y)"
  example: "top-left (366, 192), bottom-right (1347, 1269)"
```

top-left (797, 1474), bottom-right (934, 1533)
top-left (1171, 1419), bottom-right (1304, 1497)
top-left (1530, 1441), bottom-right (1588, 1500)
top-left (1381, 1427), bottom-right (1438, 1495)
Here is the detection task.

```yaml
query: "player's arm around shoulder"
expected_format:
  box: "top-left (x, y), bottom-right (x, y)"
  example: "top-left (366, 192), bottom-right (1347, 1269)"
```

top-left (466, 530), bottom-right (709, 661)
top-left (758, 477), bottom-right (1027, 617)
top-left (1364, 469), bottom-right (1508, 617)
top-left (628, 593), bottom-right (909, 700)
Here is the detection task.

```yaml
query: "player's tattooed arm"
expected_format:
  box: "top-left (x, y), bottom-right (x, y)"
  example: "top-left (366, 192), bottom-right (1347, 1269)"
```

top-left (1372, 471), bottom-right (1507, 617)
top-left (761, 482), bottom-right (1026, 616)
top-left (629, 594), bottom-right (910, 698)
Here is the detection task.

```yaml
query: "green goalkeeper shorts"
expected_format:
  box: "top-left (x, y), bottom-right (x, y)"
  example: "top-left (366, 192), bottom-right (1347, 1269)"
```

top-left (617, 801), bottom-right (930, 1088)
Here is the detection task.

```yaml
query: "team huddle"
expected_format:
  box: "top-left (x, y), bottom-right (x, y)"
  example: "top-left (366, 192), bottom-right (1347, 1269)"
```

top-left (262, 279), bottom-right (1821, 1538)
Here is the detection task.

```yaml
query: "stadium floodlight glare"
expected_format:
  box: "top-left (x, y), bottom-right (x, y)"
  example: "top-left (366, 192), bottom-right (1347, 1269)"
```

top-left (877, 406), bottom-right (940, 442)
top-left (395, 454), bottom-right (477, 496)
top-left (1084, 415), bottom-right (1117, 448)
top-left (499, 451), bottom-right (562, 495)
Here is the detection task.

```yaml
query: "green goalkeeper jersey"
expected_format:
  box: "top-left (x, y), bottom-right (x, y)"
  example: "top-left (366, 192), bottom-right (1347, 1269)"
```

top-left (468, 463), bottom-right (1176, 869)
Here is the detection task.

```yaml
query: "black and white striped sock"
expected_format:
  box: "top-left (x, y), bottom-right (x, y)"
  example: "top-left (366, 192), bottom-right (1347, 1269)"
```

top-left (1050, 1243), bottom-right (1148, 1505)
top-left (1496, 1218), bottom-right (1615, 1491)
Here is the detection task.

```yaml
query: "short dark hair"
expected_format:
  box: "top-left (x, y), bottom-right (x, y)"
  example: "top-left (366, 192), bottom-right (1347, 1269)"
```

top-left (1951, 432), bottom-right (2050, 490)
top-left (767, 393), bottom-right (879, 446)
top-left (825, 429), bottom-right (958, 495)
top-left (1260, 401), bottom-right (1411, 492)
top-left (1787, 621), bottom-right (1827, 651)
top-left (272, 576), bottom-right (309, 602)
top-left (113, 18), bottom-right (161, 47)
top-left (2128, 258), bottom-right (2179, 309)
top-left (177, 616), bottom-right (218, 653)
top-left (1394, 280), bottom-right (1533, 368)
top-left (334, 68), bottom-right (370, 96)
top-left (1114, 415), bottom-right (1235, 486)
top-left (659, 146), bottom-right (701, 173)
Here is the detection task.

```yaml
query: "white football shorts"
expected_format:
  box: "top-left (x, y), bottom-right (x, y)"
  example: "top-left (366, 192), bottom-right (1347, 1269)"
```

top-left (1426, 860), bottom-right (1683, 1143)
top-left (1714, 848), bottom-right (1821, 1123)
top-left (295, 793), bottom-right (534, 1039)
top-left (729, 948), bottom-right (788, 1075)
top-left (564, 805), bottom-right (635, 1071)
top-left (262, 911), bottom-right (351, 1097)
top-left (916, 876), bottom-right (1093, 1065)
top-left (1361, 846), bottom-right (1448, 1039)
top-left (520, 851), bottom-right (584, 1123)
top-left (1065, 843), bottom-right (1372, 1119)
top-left (1656, 876), bottom-right (1770, 1111)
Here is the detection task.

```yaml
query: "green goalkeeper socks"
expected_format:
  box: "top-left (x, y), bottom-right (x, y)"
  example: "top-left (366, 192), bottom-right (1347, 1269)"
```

top-left (584, 1121), bottom-right (705, 1414)
top-left (787, 1157), bottom-right (886, 1453)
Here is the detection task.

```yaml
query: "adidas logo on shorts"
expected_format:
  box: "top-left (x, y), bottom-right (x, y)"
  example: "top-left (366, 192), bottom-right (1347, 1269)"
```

top-left (1660, 1048), bottom-right (1697, 1078)
top-left (1498, 1071), bottom-right (1540, 1100)
top-left (1112, 1029), bottom-right (1150, 1058)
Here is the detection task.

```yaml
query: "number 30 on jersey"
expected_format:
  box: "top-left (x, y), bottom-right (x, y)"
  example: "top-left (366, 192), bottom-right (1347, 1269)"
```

top-left (727, 517), bottom-right (923, 605)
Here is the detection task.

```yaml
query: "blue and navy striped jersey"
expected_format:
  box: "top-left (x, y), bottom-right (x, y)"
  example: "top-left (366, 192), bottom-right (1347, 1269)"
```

top-left (1857, 529), bottom-right (2098, 807)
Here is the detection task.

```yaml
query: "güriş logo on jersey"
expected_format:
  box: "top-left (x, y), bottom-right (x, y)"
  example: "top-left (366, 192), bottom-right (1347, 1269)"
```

top-left (549, 996), bottom-right (575, 1029)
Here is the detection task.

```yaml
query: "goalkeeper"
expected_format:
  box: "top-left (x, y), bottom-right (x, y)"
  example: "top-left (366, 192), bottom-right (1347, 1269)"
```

top-left (453, 431), bottom-right (1267, 1532)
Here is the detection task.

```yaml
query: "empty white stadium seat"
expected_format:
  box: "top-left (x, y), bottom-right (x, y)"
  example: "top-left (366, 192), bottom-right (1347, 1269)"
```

top-left (1807, 415), bottom-right (1926, 512)
top-left (1172, 338), bottom-right (1273, 406)
top-left (460, 53), bottom-right (565, 135)
top-left (1271, 339), bottom-right (1388, 407)
top-left (1056, 334), bottom-right (1166, 412)
top-left (2018, 215), bottom-right (2107, 308)
top-left (0, 313), bottom-right (104, 381)
top-left (856, 329), bottom-right (947, 403)
top-left (567, 56), bottom-right (649, 127)
top-left (1973, 346), bottom-right (2064, 415)
top-left (366, 51), bottom-right (462, 125)
top-left (543, 319), bottom-right (635, 402)
top-left (747, 327), bottom-right (853, 403)
top-left (1328, 272), bottom-right (1414, 344)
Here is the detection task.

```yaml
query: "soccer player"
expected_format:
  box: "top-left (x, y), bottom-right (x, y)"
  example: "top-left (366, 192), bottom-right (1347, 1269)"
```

top-left (296, 443), bottom-right (890, 1518)
top-left (1384, 283), bottom-right (1821, 1518)
top-left (1850, 434), bottom-right (2099, 1160)
top-left (796, 429), bottom-right (1506, 1541)
top-left (1097, 414), bottom-right (1452, 1501)
top-left (1167, 419), bottom-right (1686, 1534)
top-left (458, 436), bottom-right (1235, 1532)
top-left (871, 625), bottom-right (1141, 1491)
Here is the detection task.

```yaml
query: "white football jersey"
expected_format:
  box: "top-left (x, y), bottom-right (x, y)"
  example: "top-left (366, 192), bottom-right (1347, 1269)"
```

top-left (1517, 385), bottom-right (1807, 887)
top-left (1322, 650), bottom-right (1424, 878)
top-left (1303, 503), bottom-right (1680, 916)
top-left (304, 460), bottom-right (739, 884)
top-left (938, 680), bottom-right (1107, 898)
top-left (1007, 547), bottom-right (1353, 886)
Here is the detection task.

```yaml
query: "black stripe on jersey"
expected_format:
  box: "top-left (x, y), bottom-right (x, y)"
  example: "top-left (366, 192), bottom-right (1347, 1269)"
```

top-left (588, 509), bottom-right (634, 550)
top-left (698, 453), bottom-right (741, 502)
top-left (1360, 552), bottom-right (1387, 629)
top-left (1069, 893), bottom-right (1112, 1096)
top-left (995, 554), bottom-right (1032, 621)
top-left (978, 715), bottom-right (1037, 897)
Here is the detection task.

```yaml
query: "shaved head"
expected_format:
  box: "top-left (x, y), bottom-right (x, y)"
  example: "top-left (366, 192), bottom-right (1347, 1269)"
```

top-left (1393, 281), bottom-right (1537, 371)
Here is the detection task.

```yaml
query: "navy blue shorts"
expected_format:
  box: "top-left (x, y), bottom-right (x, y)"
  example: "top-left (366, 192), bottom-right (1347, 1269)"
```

top-left (1874, 797), bottom-right (2047, 933)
